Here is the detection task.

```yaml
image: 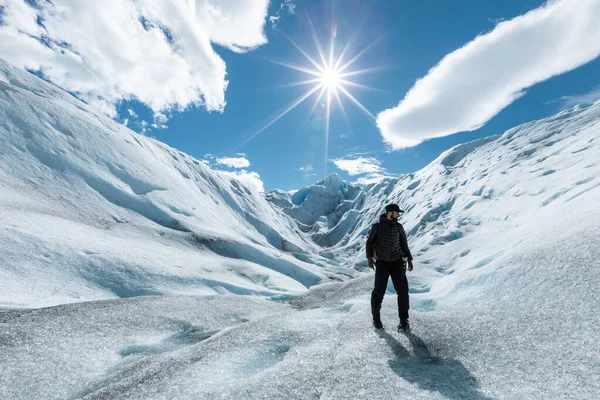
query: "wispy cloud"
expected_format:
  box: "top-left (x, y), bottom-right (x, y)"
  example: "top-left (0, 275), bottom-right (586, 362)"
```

top-left (298, 163), bottom-right (317, 178)
top-left (354, 174), bottom-right (390, 185)
top-left (332, 156), bottom-right (384, 176)
top-left (269, 0), bottom-right (295, 30)
top-left (0, 0), bottom-right (270, 119)
top-left (331, 156), bottom-right (393, 185)
top-left (121, 108), bottom-right (166, 134)
top-left (138, 120), bottom-right (150, 135)
top-left (151, 112), bottom-right (168, 129)
top-left (377, 0), bottom-right (600, 149)
top-left (551, 86), bottom-right (600, 108)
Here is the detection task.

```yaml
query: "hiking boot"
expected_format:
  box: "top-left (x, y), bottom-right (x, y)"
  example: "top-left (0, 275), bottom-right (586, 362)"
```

top-left (398, 319), bottom-right (410, 333)
top-left (373, 319), bottom-right (384, 329)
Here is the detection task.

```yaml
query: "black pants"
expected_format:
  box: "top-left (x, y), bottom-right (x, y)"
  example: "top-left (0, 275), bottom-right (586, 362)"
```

top-left (371, 259), bottom-right (409, 322)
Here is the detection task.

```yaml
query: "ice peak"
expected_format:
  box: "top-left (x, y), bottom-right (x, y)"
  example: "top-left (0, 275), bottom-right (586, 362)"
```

top-left (316, 173), bottom-right (343, 188)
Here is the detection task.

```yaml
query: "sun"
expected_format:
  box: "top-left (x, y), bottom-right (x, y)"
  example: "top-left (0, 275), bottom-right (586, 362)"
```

top-left (238, 18), bottom-right (381, 175)
top-left (320, 66), bottom-right (341, 90)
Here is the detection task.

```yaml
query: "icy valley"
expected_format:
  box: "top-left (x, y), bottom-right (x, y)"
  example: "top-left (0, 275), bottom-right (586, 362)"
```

top-left (1, 60), bottom-right (599, 399)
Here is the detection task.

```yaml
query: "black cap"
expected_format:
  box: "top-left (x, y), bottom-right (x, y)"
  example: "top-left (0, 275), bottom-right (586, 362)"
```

top-left (385, 203), bottom-right (404, 213)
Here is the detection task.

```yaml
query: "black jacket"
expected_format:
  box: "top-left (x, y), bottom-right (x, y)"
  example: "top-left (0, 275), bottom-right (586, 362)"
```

top-left (366, 214), bottom-right (413, 262)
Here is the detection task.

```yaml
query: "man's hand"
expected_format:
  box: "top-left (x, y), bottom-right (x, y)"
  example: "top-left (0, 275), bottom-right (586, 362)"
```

top-left (407, 259), bottom-right (414, 272)
top-left (368, 257), bottom-right (375, 269)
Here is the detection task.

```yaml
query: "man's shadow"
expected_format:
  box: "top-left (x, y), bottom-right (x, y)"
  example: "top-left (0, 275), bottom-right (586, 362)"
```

top-left (377, 329), bottom-right (492, 400)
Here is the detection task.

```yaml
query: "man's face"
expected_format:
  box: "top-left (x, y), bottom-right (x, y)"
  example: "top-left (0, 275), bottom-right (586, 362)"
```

top-left (388, 211), bottom-right (400, 220)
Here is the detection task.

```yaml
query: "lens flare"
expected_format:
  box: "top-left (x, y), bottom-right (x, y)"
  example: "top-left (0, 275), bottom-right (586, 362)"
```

top-left (239, 16), bottom-right (381, 175)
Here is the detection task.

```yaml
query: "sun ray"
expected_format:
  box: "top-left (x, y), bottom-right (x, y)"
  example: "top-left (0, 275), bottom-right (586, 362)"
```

top-left (337, 85), bottom-right (376, 120)
top-left (333, 6), bottom-right (373, 71)
top-left (311, 85), bottom-right (328, 114)
top-left (338, 31), bottom-right (387, 73)
top-left (237, 84), bottom-right (323, 149)
top-left (324, 88), bottom-right (332, 176)
top-left (333, 86), bottom-right (350, 126)
top-left (340, 66), bottom-right (386, 78)
top-left (333, 21), bottom-right (357, 70)
top-left (272, 78), bottom-right (323, 90)
top-left (281, 31), bottom-right (324, 73)
top-left (265, 58), bottom-right (322, 77)
top-left (328, 27), bottom-right (335, 69)
top-left (339, 79), bottom-right (387, 93)
top-left (306, 14), bottom-right (329, 69)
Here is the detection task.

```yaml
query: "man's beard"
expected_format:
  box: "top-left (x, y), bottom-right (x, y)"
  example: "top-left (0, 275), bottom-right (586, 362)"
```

top-left (391, 217), bottom-right (398, 222)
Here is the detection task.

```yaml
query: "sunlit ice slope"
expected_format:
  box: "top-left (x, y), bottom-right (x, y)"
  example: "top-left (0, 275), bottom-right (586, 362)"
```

top-left (292, 100), bottom-right (600, 307)
top-left (0, 60), bottom-right (352, 308)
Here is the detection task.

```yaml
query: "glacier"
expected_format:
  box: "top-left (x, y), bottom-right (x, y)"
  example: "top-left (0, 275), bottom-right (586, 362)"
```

top-left (1, 59), bottom-right (599, 399)
top-left (0, 59), bottom-right (349, 309)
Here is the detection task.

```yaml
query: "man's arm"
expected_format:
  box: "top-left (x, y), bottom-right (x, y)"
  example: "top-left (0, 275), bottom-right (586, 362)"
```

top-left (398, 224), bottom-right (413, 261)
top-left (366, 223), bottom-right (378, 269)
top-left (366, 223), bottom-right (378, 258)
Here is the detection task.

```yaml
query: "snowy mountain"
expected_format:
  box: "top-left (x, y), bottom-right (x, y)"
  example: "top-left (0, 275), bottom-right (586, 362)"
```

top-left (266, 173), bottom-right (361, 247)
top-left (1, 60), bottom-right (599, 399)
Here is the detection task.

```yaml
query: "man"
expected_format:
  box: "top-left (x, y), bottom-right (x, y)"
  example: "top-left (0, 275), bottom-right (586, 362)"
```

top-left (366, 203), bottom-right (414, 332)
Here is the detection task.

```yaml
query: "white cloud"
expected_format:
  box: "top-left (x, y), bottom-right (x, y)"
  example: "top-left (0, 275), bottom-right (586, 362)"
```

top-left (554, 86), bottom-right (600, 108)
top-left (377, 0), bottom-right (600, 149)
top-left (216, 156), bottom-right (250, 169)
top-left (331, 156), bottom-right (394, 185)
top-left (0, 0), bottom-right (270, 119)
top-left (127, 109), bottom-right (137, 117)
top-left (206, 154), bottom-right (262, 191)
top-left (353, 174), bottom-right (388, 186)
top-left (221, 170), bottom-right (264, 192)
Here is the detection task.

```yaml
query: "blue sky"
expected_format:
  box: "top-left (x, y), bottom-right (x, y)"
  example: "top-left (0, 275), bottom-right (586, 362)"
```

top-left (2, 0), bottom-right (600, 192)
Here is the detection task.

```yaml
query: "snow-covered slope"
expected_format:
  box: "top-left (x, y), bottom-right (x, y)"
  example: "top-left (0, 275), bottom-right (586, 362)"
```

top-left (1, 60), bottom-right (599, 399)
top-left (2, 197), bottom-right (598, 399)
top-left (0, 60), bottom-right (349, 308)
top-left (281, 102), bottom-right (600, 280)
